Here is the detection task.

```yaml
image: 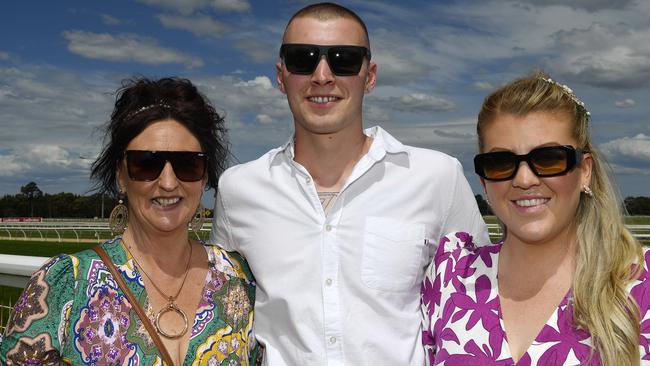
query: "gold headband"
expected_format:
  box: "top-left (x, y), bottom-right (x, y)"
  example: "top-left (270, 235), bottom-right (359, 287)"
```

top-left (126, 102), bottom-right (172, 119)
top-left (540, 77), bottom-right (590, 120)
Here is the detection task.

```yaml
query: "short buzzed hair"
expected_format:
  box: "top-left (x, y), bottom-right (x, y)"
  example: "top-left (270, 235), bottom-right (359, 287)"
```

top-left (283, 2), bottom-right (370, 47)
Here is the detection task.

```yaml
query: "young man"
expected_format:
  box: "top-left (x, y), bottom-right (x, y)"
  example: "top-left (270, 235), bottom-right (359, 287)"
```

top-left (211, 3), bottom-right (489, 365)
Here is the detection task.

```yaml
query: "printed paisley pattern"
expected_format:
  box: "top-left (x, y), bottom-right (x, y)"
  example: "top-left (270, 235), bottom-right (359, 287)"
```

top-left (421, 232), bottom-right (650, 366)
top-left (6, 270), bottom-right (49, 335)
top-left (0, 237), bottom-right (259, 365)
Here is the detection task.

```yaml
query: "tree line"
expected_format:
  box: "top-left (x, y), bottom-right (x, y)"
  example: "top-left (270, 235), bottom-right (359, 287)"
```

top-left (1, 182), bottom-right (119, 219)
top-left (1, 182), bottom-right (649, 218)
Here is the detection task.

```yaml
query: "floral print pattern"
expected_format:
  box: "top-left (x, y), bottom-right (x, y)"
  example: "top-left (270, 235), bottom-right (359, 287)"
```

top-left (5, 333), bottom-right (60, 366)
top-left (421, 232), bottom-right (650, 365)
top-left (0, 237), bottom-right (259, 365)
top-left (74, 286), bottom-right (136, 364)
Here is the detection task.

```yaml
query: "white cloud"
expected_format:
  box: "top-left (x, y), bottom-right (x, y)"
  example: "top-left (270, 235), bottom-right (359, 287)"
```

top-left (137, 0), bottom-right (211, 15)
top-left (138, 0), bottom-right (251, 15)
top-left (0, 155), bottom-right (28, 177)
top-left (22, 145), bottom-right (73, 168)
top-left (0, 145), bottom-right (89, 178)
top-left (375, 120), bottom-right (478, 151)
top-left (390, 93), bottom-right (455, 112)
top-left (615, 98), bottom-right (635, 108)
top-left (371, 30), bottom-right (433, 86)
top-left (100, 14), bottom-right (122, 25)
top-left (233, 40), bottom-right (278, 63)
top-left (256, 114), bottom-right (273, 124)
top-left (472, 81), bottom-right (494, 91)
top-left (0, 64), bottom-right (113, 154)
top-left (600, 133), bottom-right (650, 173)
top-left (233, 76), bottom-right (274, 93)
top-left (513, 0), bottom-right (635, 12)
top-left (547, 23), bottom-right (650, 89)
top-left (200, 76), bottom-right (283, 118)
top-left (434, 129), bottom-right (474, 139)
top-left (212, 0), bottom-right (250, 12)
top-left (191, 75), bottom-right (291, 157)
top-left (63, 30), bottom-right (204, 69)
top-left (157, 14), bottom-right (232, 38)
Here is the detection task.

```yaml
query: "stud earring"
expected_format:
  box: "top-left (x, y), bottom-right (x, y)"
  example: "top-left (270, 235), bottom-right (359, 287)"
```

top-left (582, 185), bottom-right (594, 197)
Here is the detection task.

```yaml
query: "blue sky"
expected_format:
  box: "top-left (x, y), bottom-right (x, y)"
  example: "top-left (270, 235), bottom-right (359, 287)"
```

top-left (1, 0), bottom-right (649, 206)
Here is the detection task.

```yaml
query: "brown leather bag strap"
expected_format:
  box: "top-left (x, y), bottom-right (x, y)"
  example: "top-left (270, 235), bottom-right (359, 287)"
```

top-left (93, 246), bottom-right (176, 366)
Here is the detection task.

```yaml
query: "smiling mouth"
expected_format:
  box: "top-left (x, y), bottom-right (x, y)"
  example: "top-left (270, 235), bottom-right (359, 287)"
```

top-left (308, 96), bottom-right (340, 104)
top-left (514, 198), bottom-right (549, 207)
top-left (153, 197), bottom-right (181, 206)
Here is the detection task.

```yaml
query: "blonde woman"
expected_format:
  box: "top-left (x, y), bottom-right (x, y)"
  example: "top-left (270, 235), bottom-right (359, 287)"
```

top-left (421, 72), bottom-right (648, 365)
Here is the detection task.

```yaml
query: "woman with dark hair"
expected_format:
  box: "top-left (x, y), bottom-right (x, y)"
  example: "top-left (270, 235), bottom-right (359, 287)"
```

top-left (421, 72), bottom-right (649, 365)
top-left (1, 77), bottom-right (260, 365)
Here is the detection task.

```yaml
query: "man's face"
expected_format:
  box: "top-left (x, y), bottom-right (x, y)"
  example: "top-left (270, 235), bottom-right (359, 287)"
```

top-left (276, 16), bottom-right (376, 137)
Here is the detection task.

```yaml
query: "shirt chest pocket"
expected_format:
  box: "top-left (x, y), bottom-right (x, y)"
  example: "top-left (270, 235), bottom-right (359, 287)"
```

top-left (361, 217), bottom-right (426, 292)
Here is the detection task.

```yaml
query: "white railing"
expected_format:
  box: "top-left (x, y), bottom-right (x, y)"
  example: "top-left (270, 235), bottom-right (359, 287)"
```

top-left (0, 221), bottom-right (212, 287)
top-left (0, 254), bottom-right (49, 288)
top-left (0, 222), bottom-right (212, 243)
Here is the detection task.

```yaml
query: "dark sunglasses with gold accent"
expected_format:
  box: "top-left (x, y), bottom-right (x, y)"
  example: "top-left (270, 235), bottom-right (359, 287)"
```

top-left (279, 43), bottom-right (371, 76)
top-left (125, 150), bottom-right (207, 182)
top-left (474, 145), bottom-right (587, 181)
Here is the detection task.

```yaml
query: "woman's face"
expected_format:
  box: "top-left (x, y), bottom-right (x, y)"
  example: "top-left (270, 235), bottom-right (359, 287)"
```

top-left (481, 111), bottom-right (592, 246)
top-left (117, 119), bottom-right (206, 236)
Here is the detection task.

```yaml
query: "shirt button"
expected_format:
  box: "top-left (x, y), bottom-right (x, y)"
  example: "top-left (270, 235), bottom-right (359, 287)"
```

top-left (325, 225), bottom-right (332, 231)
top-left (306, 177), bottom-right (311, 183)
top-left (325, 278), bottom-right (333, 286)
top-left (329, 336), bottom-right (337, 344)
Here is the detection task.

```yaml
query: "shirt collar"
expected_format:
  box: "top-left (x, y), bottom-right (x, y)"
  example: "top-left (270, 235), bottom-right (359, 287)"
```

top-left (363, 126), bottom-right (409, 161)
top-left (269, 125), bottom-right (409, 163)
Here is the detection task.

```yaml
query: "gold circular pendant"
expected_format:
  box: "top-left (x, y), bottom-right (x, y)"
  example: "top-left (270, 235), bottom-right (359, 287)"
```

top-left (154, 302), bottom-right (188, 339)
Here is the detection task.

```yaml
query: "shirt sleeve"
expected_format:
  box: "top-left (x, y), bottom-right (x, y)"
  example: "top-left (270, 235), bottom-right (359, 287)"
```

top-left (440, 159), bottom-right (490, 246)
top-left (1, 254), bottom-right (76, 365)
top-left (210, 185), bottom-right (237, 251)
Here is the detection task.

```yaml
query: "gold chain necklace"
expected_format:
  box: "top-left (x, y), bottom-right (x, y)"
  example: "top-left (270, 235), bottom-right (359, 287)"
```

top-left (124, 240), bottom-right (193, 339)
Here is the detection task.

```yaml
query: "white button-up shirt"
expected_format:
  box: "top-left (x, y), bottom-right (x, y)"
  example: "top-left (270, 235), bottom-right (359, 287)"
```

top-left (211, 126), bottom-right (489, 366)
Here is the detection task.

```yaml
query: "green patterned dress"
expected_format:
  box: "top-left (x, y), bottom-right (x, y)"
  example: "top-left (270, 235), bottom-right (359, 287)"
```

top-left (0, 237), bottom-right (260, 365)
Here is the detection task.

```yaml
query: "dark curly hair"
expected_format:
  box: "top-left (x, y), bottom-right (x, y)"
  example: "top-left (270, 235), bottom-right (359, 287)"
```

top-left (91, 77), bottom-right (228, 196)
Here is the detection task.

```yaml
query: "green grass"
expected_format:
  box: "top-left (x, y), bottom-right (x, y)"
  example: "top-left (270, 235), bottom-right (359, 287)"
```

top-left (0, 240), bottom-right (96, 257)
top-left (625, 216), bottom-right (650, 224)
top-left (0, 286), bottom-right (23, 332)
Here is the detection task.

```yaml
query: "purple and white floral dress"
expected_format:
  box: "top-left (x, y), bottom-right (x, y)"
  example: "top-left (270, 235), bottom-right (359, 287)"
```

top-left (421, 231), bottom-right (650, 366)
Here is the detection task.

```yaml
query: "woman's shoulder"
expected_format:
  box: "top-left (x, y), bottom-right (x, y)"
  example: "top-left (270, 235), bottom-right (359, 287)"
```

top-left (66, 237), bottom-right (126, 268)
top-left (34, 252), bottom-right (77, 283)
top-left (204, 242), bottom-right (255, 283)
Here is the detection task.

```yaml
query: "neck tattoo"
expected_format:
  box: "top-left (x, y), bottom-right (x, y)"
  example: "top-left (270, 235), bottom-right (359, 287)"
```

top-left (124, 240), bottom-right (193, 339)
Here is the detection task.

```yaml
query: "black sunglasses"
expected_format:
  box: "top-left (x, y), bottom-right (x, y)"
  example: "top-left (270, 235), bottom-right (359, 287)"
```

top-left (279, 43), bottom-right (371, 76)
top-left (474, 145), bottom-right (586, 181)
top-left (125, 150), bottom-right (207, 182)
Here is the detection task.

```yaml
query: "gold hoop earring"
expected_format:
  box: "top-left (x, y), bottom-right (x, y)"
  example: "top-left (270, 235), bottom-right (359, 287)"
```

top-left (189, 204), bottom-right (205, 234)
top-left (109, 193), bottom-right (128, 235)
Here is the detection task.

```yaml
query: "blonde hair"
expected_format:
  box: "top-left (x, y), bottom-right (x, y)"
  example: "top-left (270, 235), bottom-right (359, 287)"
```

top-left (477, 71), bottom-right (643, 366)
